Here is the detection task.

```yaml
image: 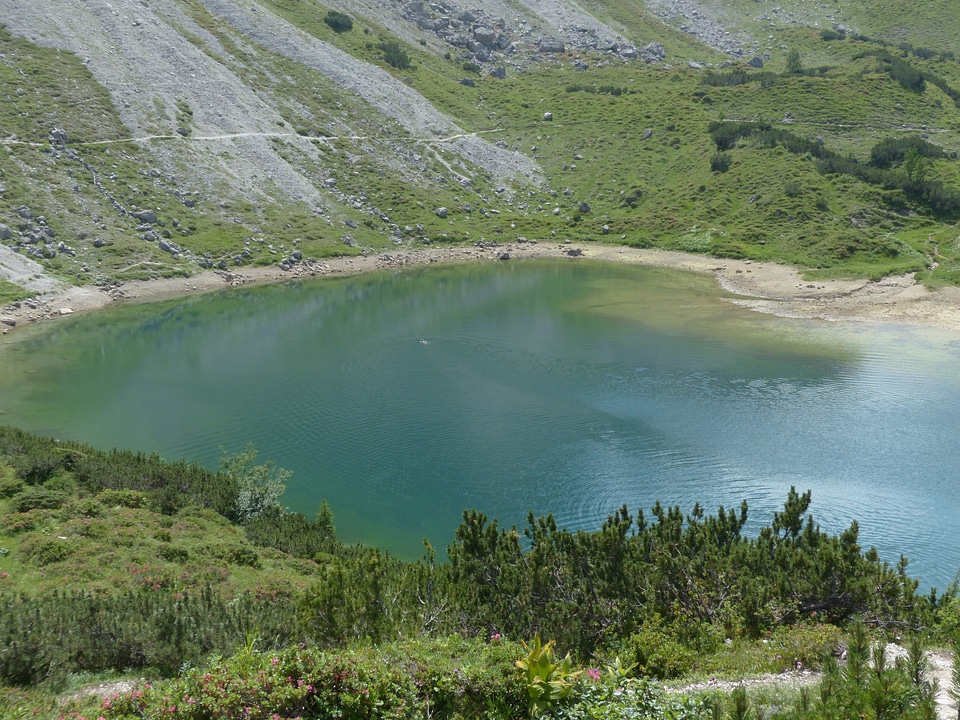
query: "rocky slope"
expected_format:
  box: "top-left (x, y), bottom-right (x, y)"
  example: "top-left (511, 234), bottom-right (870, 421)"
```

top-left (2, 0), bottom-right (960, 296)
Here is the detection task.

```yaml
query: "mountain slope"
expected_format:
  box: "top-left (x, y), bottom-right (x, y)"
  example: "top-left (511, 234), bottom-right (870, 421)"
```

top-left (2, 0), bottom-right (960, 299)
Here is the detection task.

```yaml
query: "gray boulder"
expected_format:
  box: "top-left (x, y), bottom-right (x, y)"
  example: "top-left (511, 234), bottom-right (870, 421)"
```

top-left (435, 207), bottom-right (449, 218)
top-left (474, 27), bottom-right (497, 47)
top-left (0, 224), bottom-right (11, 240)
top-left (159, 238), bottom-right (183, 254)
top-left (538, 37), bottom-right (565, 53)
top-left (645, 42), bottom-right (666, 59)
top-left (133, 209), bottom-right (158, 223)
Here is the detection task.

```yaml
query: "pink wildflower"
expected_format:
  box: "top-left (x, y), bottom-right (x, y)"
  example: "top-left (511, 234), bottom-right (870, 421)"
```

top-left (586, 668), bottom-right (601, 681)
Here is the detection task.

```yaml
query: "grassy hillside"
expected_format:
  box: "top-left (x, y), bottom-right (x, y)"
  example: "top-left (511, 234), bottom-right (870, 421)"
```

top-left (1, 0), bottom-right (960, 296)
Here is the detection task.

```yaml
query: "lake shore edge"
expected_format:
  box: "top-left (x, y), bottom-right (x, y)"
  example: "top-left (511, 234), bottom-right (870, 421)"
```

top-left (4, 242), bottom-right (960, 332)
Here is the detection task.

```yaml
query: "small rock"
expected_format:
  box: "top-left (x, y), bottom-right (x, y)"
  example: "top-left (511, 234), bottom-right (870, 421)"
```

top-left (435, 207), bottom-right (448, 218)
top-left (0, 317), bottom-right (15, 327)
top-left (543, 112), bottom-right (553, 121)
top-left (58, 308), bottom-right (74, 315)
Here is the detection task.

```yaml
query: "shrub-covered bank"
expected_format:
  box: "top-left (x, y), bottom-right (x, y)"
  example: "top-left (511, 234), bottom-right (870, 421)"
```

top-left (0, 426), bottom-right (957, 718)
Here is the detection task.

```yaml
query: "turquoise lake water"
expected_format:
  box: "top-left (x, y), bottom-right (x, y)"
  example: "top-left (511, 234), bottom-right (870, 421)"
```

top-left (2, 258), bottom-right (959, 589)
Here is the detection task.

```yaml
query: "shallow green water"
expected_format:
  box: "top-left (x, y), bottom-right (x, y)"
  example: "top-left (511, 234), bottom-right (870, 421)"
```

top-left (2, 259), bottom-right (960, 588)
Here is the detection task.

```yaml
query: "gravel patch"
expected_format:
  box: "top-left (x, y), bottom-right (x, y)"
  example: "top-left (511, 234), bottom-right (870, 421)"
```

top-left (641, 0), bottom-right (759, 57)
top-left (0, 243), bottom-right (65, 294)
top-left (0, 0), bottom-right (540, 211)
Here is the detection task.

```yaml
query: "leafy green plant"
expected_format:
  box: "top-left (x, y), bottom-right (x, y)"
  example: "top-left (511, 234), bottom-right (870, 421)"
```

top-left (710, 151), bottom-right (732, 173)
top-left (323, 10), bottom-right (353, 33)
top-left (554, 675), bottom-right (705, 720)
top-left (379, 40), bottom-right (412, 70)
top-left (515, 636), bottom-right (581, 716)
top-left (218, 444), bottom-right (289, 522)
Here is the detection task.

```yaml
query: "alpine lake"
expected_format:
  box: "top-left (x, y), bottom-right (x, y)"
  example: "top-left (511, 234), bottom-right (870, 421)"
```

top-left (2, 258), bottom-right (960, 590)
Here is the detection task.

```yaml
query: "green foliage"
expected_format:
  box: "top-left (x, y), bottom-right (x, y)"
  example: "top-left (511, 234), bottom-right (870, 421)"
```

top-left (379, 40), bottom-right (412, 70)
top-left (706, 122), bottom-right (960, 218)
top-left (323, 10), bottom-right (354, 33)
top-left (786, 48), bottom-right (804, 74)
top-left (9, 486), bottom-right (68, 513)
top-left (623, 623), bottom-right (697, 679)
top-left (0, 476), bottom-right (25, 499)
top-left (0, 429), bottom-right (944, 705)
top-left (783, 621), bottom-right (937, 719)
top-left (820, 28), bottom-right (846, 41)
top-left (243, 503), bottom-right (336, 557)
top-left (515, 636), bottom-right (581, 716)
top-left (702, 70), bottom-right (779, 87)
top-left (710, 152), bottom-right (732, 173)
top-left (869, 136), bottom-right (944, 168)
top-left (218, 444), bottom-right (290, 522)
top-left (555, 675), bottom-right (707, 720)
top-left (0, 587), bottom-right (302, 685)
top-left (98, 488), bottom-right (148, 508)
top-left (98, 637), bottom-right (527, 720)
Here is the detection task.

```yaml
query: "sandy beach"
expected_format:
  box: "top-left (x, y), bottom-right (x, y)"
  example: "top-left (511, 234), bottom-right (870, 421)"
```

top-left (3, 242), bottom-right (960, 333)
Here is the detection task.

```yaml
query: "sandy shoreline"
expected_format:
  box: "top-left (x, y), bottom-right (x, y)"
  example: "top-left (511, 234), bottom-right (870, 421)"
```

top-left (3, 242), bottom-right (960, 333)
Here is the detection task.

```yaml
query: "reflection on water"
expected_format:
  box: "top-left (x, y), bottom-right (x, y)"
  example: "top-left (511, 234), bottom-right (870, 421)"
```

top-left (2, 259), bottom-right (960, 589)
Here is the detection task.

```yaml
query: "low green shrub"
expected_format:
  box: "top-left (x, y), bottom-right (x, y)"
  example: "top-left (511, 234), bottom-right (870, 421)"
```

top-left (0, 476), bottom-right (24, 499)
top-left (17, 536), bottom-right (76, 566)
top-left (710, 152), bottom-right (732, 173)
top-left (0, 510), bottom-right (42, 534)
top-left (102, 637), bottom-right (526, 720)
top-left (98, 489), bottom-right (148, 508)
top-left (323, 10), bottom-right (353, 33)
top-left (10, 487), bottom-right (68, 512)
top-left (379, 41), bottom-right (412, 70)
top-left (623, 625), bottom-right (697, 680)
top-left (556, 675), bottom-right (706, 720)
top-left (766, 621), bottom-right (842, 672)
